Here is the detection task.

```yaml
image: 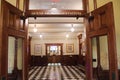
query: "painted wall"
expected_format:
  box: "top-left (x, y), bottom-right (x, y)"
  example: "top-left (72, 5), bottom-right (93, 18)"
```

top-left (113, 0), bottom-right (120, 69)
top-left (8, 36), bottom-right (15, 73)
top-left (19, 0), bottom-right (24, 11)
top-left (17, 38), bottom-right (23, 70)
top-left (31, 37), bottom-right (79, 56)
top-left (91, 38), bottom-right (98, 68)
top-left (6, 0), bottom-right (16, 7)
top-left (88, 0), bottom-right (120, 69)
top-left (88, 0), bottom-right (94, 12)
top-left (5, 0), bottom-right (24, 11)
top-left (99, 36), bottom-right (109, 70)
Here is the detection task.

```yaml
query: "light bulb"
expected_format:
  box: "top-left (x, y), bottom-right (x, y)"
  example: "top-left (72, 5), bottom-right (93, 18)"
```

top-left (40, 34), bottom-right (43, 38)
top-left (71, 27), bottom-right (75, 32)
top-left (66, 34), bottom-right (69, 38)
top-left (33, 27), bottom-right (37, 32)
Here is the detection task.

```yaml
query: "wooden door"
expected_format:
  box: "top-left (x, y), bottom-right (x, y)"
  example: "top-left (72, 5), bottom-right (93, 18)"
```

top-left (45, 43), bottom-right (63, 63)
top-left (85, 2), bottom-right (118, 80)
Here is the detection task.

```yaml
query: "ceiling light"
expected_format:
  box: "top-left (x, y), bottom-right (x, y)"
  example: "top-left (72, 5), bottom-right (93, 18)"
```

top-left (71, 27), bottom-right (75, 32)
top-left (71, 24), bottom-right (75, 32)
top-left (51, 2), bottom-right (57, 11)
top-left (33, 28), bottom-right (37, 32)
top-left (40, 34), bottom-right (43, 38)
top-left (33, 18), bottom-right (37, 32)
top-left (66, 34), bottom-right (69, 38)
top-left (33, 24), bottom-right (37, 32)
top-left (51, 7), bottom-right (57, 11)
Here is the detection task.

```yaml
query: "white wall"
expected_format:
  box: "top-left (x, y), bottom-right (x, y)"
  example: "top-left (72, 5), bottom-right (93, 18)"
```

top-left (31, 37), bottom-right (79, 56)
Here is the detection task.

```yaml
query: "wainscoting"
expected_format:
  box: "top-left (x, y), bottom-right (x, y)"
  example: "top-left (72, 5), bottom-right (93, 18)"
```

top-left (30, 55), bottom-right (79, 66)
top-left (93, 68), bottom-right (109, 80)
top-left (8, 70), bottom-right (22, 80)
top-left (30, 56), bottom-right (48, 66)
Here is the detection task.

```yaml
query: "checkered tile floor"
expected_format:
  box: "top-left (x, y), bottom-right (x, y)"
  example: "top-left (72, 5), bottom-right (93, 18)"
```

top-left (29, 63), bottom-right (85, 80)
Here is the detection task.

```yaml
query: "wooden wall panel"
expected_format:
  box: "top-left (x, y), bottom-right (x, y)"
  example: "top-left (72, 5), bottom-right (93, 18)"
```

top-left (30, 55), bottom-right (79, 66)
top-left (86, 2), bottom-right (118, 80)
top-left (30, 56), bottom-right (48, 66)
top-left (1, 1), bottom-right (28, 80)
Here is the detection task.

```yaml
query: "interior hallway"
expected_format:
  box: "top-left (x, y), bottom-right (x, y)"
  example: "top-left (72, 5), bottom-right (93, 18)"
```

top-left (29, 63), bottom-right (85, 80)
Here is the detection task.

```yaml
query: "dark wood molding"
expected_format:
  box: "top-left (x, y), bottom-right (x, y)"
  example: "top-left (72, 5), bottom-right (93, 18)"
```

top-left (28, 36), bottom-right (32, 66)
top-left (30, 55), bottom-right (79, 66)
top-left (25, 0), bottom-right (29, 11)
top-left (96, 37), bottom-right (100, 68)
top-left (93, 0), bottom-right (97, 9)
top-left (26, 9), bottom-right (86, 17)
top-left (0, 0), bottom-right (4, 76)
top-left (85, 0), bottom-right (90, 12)
top-left (16, 0), bottom-right (20, 9)
top-left (82, 0), bottom-right (87, 12)
top-left (1, 1), bottom-right (28, 80)
top-left (14, 38), bottom-right (18, 71)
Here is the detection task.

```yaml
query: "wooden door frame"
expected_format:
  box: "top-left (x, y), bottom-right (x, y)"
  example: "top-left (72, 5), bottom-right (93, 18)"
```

top-left (85, 2), bottom-right (118, 80)
top-left (45, 43), bottom-right (63, 56)
top-left (0, 1), bottom-right (28, 80)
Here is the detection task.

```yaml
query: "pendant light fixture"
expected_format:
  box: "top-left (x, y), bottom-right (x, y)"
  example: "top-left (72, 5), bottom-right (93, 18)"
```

top-left (40, 34), bottom-right (43, 38)
top-left (33, 17), bottom-right (37, 32)
top-left (66, 34), bottom-right (69, 38)
top-left (71, 24), bottom-right (75, 32)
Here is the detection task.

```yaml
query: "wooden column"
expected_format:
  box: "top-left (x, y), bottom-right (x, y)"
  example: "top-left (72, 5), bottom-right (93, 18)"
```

top-left (93, 0), bottom-right (97, 9)
top-left (14, 38), bottom-right (19, 74)
top-left (28, 36), bottom-right (32, 66)
top-left (16, 0), bottom-right (20, 9)
top-left (78, 34), bottom-right (82, 64)
top-left (0, 0), bottom-right (4, 77)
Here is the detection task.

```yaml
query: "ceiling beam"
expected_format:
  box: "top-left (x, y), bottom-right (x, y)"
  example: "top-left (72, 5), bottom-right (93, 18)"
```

top-left (26, 9), bottom-right (86, 18)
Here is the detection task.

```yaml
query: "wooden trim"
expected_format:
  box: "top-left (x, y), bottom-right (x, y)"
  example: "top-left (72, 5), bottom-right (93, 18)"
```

top-left (28, 37), bottom-right (32, 66)
top-left (96, 37), bottom-right (100, 68)
top-left (86, 2), bottom-right (118, 80)
top-left (23, 0), bottom-right (29, 12)
top-left (45, 43), bottom-right (63, 55)
top-left (16, 0), bottom-right (20, 9)
top-left (85, 0), bottom-right (89, 12)
top-left (82, 0), bottom-right (87, 12)
top-left (0, 0), bottom-right (4, 76)
top-left (93, 0), bottom-right (97, 9)
top-left (26, 9), bottom-right (86, 17)
top-left (14, 38), bottom-right (18, 71)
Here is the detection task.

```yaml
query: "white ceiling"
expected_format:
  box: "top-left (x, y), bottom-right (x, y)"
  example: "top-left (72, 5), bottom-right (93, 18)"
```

top-left (28, 17), bottom-right (85, 38)
top-left (29, 0), bottom-right (83, 10)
